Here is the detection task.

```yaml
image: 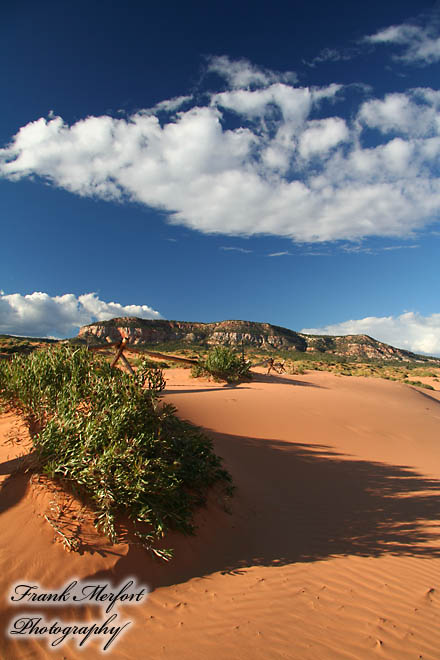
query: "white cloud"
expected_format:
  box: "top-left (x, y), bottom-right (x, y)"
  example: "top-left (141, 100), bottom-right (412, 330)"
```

top-left (0, 292), bottom-right (161, 338)
top-left (380, 244), bottom-right (419, 251)
top-left (207, 55), bottom-right (297, 88)
top-left (268, 251), bottom-right (291, 257)
top-left (365, 23), bottom-right (440, 65)
top-left (148, 95), bottom-right (193, 114)
top-left (340, 243), bottom-right (419, 255)
top-left (304, 47), bottom-right (359, 68)
top-left (1, 60), bottom-right (440, 243)
top-left (302, 312), bottom-right (440, 356)
top-left (357, 89), bottom-right (440, 136)
top-left (298, 117), bottom-right (349, 159)
top-left (220, 246), bottom-right (252, 253)
top-left (301, 251), bottom-right (331, 257)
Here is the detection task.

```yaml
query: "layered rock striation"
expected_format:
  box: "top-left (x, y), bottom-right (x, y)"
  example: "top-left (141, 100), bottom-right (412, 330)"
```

top-left (78, 318), bottom-right (439, 363)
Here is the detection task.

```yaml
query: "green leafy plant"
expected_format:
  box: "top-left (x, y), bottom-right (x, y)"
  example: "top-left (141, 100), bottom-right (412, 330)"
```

top-left (191, 345), bottom-right (252, 383)
top-left (0, 345), bottom-right (232, 558)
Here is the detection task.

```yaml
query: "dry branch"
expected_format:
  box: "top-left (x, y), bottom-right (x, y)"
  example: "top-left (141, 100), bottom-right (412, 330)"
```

top-left (88, 340), bottom-right (198, 365)
top-left (105, 336), bottom-right (135, 375)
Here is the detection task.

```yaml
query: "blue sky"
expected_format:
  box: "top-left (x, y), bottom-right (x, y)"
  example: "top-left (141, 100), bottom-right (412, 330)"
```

top-left (1, 0), bottom-right (440, 355)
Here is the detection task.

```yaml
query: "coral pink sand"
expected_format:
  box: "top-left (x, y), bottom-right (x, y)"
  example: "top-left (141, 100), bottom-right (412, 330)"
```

top-left (1, 367), bottom-right (440, 659)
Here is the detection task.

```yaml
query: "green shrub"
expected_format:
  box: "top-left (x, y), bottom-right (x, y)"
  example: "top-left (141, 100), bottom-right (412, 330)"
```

top-left (191, 345), bottom-right (252, 383)
top-left (0, 345), bottom-right (232, 559)
top-left (405, 380), bottom-right (435, 390)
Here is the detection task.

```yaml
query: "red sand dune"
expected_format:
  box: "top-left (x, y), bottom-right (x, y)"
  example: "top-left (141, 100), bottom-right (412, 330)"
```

top-left (1, 367), bottom-right (440, 659)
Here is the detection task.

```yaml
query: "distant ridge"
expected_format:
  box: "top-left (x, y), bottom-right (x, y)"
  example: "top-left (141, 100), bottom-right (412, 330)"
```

top-left (78, 318), bottom-right (440, 364)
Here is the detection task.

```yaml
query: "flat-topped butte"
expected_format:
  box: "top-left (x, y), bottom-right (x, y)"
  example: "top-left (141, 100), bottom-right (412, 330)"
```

top-left (77, 318), bottom-right (440, 365)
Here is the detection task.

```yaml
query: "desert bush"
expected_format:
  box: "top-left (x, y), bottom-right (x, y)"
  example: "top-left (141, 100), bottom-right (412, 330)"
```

top-left (191, 345), bottom-right (252, 383)
top-left (0, 345), bottom-right (232, 559)
top-left (405, 380), bottom-right (435, 390)
top-left (408, 368), bottom-right (439, 378)
top-left (132, 357), bottom-right (170, 370)
top-left (286, 361), bottom-right (307, 375)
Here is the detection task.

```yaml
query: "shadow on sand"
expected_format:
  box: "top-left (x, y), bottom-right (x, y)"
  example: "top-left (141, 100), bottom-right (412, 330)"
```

top-left (250, 371), bottom-right (324, 387)
top-left (75, 428), bottom-right (440, 592)
top-left (165, 371), bottom-right (324, 394)
top-left (2, 423), bottom-right (440, 653)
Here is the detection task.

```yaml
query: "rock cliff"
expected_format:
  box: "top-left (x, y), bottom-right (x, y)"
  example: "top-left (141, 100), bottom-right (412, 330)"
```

top-left (77, 318), bottom-right (439, 363)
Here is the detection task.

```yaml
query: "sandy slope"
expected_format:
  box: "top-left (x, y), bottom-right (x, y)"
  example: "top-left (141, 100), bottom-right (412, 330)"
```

top-left (1, 368), bottom-right (440, 659)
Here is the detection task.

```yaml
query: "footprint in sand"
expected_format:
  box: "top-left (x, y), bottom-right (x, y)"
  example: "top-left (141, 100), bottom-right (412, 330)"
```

top-left (424, 587), bottom-right (437, 603)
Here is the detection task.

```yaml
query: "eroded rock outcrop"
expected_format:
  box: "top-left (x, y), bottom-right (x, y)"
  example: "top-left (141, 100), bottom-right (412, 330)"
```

top-left (77, 317), bottom-right (439, 363)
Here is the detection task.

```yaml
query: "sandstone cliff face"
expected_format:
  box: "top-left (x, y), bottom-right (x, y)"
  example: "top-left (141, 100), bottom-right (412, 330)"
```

top-left (78, 318), bottom-right (307, 351)
top-left (303, 333), bottom-right (418, 361)
top-left (78, 317), bottom-right (437, 363)
top-left (208, 331), bottom-right (296, 349)
top-left (79, 321), bottom-right (191, 345)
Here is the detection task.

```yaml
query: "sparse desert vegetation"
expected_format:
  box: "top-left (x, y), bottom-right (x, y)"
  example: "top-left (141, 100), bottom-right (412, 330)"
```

top-left (0, 334), bottom-right (58, 357)
top-left (0, 345), bottom-right (232, 559)
top-left (191, 345), bottom-right (252, 383)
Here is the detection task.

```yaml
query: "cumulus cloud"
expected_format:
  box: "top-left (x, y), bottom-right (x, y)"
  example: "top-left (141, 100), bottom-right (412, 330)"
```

top-left (365, 23), bottom-right (440, 65)
top-left (0, 292), bottom-right (162, 338)
top-left (1, 59), bottom-right (440, 242)
top-left (357, 89), bottom-right (440, 136)
top-left (298, 117), bottom-right (349, 159)
top-left (301, 312), bottom-right (440, 356)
